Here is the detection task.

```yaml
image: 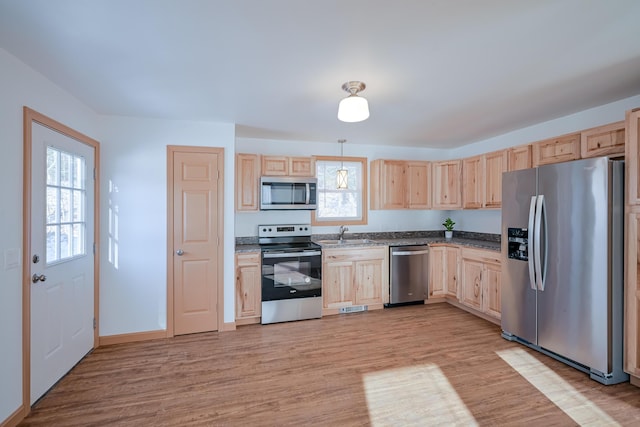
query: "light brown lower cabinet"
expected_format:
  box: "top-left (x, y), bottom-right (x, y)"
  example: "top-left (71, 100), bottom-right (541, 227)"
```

top-left (322, 246), bottom-right (389, 315)
top-left (460, 247), bottom-right (501, 319)
top-left (429, 245), bottom-right (460, 299)
top-left (235, 251), bottom-right (262, 325)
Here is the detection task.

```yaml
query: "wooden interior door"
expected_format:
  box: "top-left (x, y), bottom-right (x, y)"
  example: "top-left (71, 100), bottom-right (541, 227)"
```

top-left (170, 147), bottom-right (223, 335)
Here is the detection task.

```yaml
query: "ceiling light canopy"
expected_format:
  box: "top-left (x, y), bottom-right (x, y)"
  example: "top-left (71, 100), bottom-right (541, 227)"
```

top-left (337, 81), bottom-right (369, 123)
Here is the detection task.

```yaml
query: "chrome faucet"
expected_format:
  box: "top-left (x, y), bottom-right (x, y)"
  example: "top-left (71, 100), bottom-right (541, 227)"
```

top-left (338, 225), bottom-right (349, 241)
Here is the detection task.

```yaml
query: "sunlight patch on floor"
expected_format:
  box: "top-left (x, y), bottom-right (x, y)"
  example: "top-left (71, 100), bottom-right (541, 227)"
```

top-left (363, 364), bottom-right (478, 426)
top-left (496, 348), bottom-right (620, 427)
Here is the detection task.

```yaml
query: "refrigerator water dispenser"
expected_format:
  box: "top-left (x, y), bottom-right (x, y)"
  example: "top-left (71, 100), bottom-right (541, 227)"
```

top-left (507, 227), bottom-right (528, 261)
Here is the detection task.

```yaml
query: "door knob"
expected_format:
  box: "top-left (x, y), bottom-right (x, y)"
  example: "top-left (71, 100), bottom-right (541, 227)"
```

top-left (176, 249), bottom-right (184, 256)
top-left (32, 274), bottom-right (46, 283)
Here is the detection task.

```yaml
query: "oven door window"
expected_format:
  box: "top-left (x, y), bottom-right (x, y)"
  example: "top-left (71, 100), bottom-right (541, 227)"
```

top-left (262, 254), bottom-right (321, 301)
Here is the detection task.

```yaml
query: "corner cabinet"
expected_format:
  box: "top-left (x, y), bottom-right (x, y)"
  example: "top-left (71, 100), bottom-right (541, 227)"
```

top-left (460, 247), bottom-right (501, 319)
top-left (462, 150), bottom-right (507, 209)
top-left (462, 155), bottom-right (483, 209)
top-left (235, 251), bottom-right (262, 325)
top-left (322, 246), bottom-right (389, 315)
top-left (429, 245), bottom-right (460, 299)
top-left (625, 108), bottom-right (640, 381)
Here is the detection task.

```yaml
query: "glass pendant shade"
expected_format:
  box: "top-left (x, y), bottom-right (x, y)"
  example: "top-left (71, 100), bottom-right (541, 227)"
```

top-left (337, 94), bottom-right (370, 123)
top-left (337, 168), bottom-right (349, 189)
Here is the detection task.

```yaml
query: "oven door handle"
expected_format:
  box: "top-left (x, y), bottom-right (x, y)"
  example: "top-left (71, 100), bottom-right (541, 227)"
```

top-left (263, 251), bottom-right (322, 259)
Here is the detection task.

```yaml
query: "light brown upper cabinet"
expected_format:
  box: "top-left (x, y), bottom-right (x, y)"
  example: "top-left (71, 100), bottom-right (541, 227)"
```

top-left (462, 155), bottom-right (483, 209)
top-left (262, 155), bottom-right (315, 176)
top-left (236, 153), bottom-right (261, 211)
top-left (628, 110), bottom-right (640, 206)
top-left (508, 144), bottom-right (532, 171)
top-left (532, 133), bottom-right (581, 167)
top-left (406, 161), bottom-right (432, 209)
top-left (370, 160), bottom-right (431, 209)
top-left (462, 150), bottom-right (506, 209)
top-left (432, 160), bottom-right (462, 209)
top-left (484, 150), bottom-right (508, 208)
top-left (581, 121), bottom-right (625, 159)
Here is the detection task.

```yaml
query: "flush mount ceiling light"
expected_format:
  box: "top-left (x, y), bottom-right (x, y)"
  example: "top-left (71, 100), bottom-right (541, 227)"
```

top-left (337, 139), bottom-right (348, 189)
top-left (337, 81), bottom-right (369, 123)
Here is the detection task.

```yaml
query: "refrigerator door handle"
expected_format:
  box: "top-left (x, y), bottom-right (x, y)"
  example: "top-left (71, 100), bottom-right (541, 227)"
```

top-left (534, 194), bottom-right (546, 291)
top-left (527, 196), bottom-right (537, 290)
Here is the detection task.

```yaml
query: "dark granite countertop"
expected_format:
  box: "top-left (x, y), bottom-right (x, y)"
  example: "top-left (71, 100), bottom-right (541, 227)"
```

top-left (235, 230), bottom-right (500, 253)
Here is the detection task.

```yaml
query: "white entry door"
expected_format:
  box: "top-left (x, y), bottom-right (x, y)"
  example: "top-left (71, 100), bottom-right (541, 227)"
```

top-left (30, 122), bottom-right (95, 404)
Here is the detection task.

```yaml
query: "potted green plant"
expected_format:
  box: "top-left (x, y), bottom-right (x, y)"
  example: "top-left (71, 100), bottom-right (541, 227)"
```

top-left (442, 217), bottom-right (455, 239)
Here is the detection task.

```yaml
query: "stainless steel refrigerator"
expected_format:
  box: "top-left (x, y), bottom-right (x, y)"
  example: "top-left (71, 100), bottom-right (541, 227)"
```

top-left (501, 156), bottom-right (627, 385)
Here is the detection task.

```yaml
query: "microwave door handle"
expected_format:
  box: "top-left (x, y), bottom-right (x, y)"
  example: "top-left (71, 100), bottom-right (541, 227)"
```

top-left (306, 183), bottom-right (310, 205)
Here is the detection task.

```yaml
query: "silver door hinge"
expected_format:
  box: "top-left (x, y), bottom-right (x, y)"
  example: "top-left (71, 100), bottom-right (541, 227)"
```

top-left (93, 168), bottom-right (97, 180)
top-left (93, 242), bottom-right (96, 255)
top-left (93, 318), bottom-right (96, 330)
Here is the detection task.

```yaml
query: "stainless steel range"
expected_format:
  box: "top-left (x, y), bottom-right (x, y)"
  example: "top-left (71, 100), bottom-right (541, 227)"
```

top-left (259, 224), bottom-right (322, 324)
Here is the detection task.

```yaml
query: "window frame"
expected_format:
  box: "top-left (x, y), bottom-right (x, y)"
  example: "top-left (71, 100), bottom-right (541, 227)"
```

top-left (311, 155), bottom-right (368, 226)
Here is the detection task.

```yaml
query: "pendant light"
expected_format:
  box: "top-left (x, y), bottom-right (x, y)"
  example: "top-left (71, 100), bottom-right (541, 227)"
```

top-left (337, 81), bottom-right (369, 123)
top-left (337, 139), bottom-right (348, 189)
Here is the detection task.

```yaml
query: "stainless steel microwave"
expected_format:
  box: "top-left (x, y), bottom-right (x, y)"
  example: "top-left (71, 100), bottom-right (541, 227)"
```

top-left (260, 176), bottom-right (317, 210)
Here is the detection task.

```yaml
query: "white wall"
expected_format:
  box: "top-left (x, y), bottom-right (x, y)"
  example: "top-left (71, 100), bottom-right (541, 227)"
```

top-left (0, 48), bottom-right (100, 424)
top-left (99, 116), bottom-right (236, 335)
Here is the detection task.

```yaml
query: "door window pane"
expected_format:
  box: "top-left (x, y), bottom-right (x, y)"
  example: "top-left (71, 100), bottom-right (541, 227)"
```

top-left (46, 146), bottom-right (87, 264)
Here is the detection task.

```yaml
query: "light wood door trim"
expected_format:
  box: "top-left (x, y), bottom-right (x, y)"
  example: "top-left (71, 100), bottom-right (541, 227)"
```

top-left (22, 107), bottom-right (101, 421)
top-left (166, 146), bottom-right (224, 337)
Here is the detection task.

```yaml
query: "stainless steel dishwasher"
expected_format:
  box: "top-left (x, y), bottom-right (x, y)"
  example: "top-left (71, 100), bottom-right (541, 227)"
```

top-left (389, 245), bottom-right (429, 305)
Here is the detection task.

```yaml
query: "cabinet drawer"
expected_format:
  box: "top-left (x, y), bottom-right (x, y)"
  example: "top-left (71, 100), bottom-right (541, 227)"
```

top-left (323, 247), bottom-right (387, 263)
top-left (461, 247), bottom-right (500, 264)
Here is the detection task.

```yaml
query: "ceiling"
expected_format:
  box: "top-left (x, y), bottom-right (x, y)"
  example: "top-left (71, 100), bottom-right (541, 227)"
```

top-left (1, 0), bottom-right (640, 149)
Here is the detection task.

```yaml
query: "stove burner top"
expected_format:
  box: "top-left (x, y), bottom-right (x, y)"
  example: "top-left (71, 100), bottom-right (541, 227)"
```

top-left (258, 223), bottom-right (316, 250)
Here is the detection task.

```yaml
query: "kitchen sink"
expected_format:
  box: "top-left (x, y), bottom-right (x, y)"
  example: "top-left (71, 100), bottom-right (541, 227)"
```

top-left (316, 239), bottom-right (377, 245)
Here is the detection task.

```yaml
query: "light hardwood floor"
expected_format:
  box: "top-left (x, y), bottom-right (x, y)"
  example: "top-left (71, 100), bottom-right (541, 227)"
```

top-left (20, 303), bottom-right (640, 426)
